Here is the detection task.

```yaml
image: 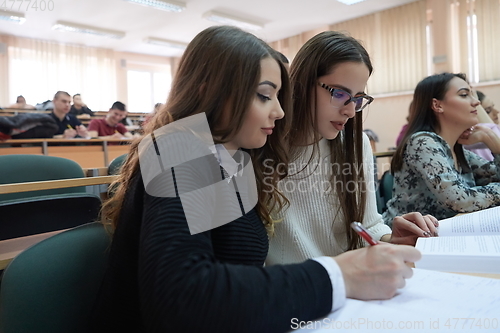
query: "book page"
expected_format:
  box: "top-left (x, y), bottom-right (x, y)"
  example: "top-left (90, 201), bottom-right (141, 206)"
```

top-left (438, 206), bottom-right (500, 237)
top-left (416, 235), bottom-right (500, 255)
top-left (292, 269), bottom-right (500, 332)
top-left (415, 235), bottom-right (500, 273)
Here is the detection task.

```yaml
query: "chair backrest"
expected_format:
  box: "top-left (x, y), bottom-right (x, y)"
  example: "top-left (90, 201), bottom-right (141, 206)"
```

top-left (379, 170), bottom-right (394, 213)
top-left (108, 153), bottom-right (127, 175)
top-left (0, 155), bottom-right (86, 202)
top-left (0, 193), bottom-right (101, 241)
top-left (0, 223), bottom-right (111, 333)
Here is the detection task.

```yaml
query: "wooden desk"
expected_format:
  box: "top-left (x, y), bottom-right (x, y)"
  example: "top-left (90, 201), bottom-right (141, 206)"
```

top-left (0, 138), bottom-right (132, 168)
top-left (0, 175), bottom-right (117, 195)
top-left (0, 109), bottom-right (50, 115)
top-left (374, 151), bottom-right (395, 158)
top-left (452, 272), bottom-right (500, 279)
top-left (0, 175), bottom-right (115, 270)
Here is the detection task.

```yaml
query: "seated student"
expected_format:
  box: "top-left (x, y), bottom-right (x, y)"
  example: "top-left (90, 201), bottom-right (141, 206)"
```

top-left (267, 32), bottom-right (436, 268)
top-left (69, 93), bottom-right (93, 118)
top-left (139, 102), bottom-right (163, 135)
top-left (88, 102), bottom-right (132, 139)
top-left (479, 90), bottom-right (499, 124)
top-left (276, 51), bottom-right (289, 71)
top-left (8, 95), bottom-right (36, 110)
top-left (383, 73), bottom-right (500, 223)
top-left (90, 26), bottom-right (421, 333)
top-left (363, 128), bottom-right (379, 152)
top-left (50, 91), bottom-right (89, 139)
top-left (463, 90), bottom-right (500, 161)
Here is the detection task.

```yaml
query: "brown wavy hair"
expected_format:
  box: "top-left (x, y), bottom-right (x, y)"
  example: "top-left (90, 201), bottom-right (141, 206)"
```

top-left (289, 31), bottom-right (373, 251)
top-left (102, 26), bottom-right (291, 232)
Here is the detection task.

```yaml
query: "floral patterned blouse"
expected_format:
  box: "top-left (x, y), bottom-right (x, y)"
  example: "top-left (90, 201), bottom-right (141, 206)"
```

top-left (382, 131), bottom-right (500, 224)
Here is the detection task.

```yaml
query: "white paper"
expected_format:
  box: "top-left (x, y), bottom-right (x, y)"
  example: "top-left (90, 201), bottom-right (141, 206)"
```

top-left (292, 269), bottom-right (500, 332)
top-left (438, 206), bottom-right (500, 237)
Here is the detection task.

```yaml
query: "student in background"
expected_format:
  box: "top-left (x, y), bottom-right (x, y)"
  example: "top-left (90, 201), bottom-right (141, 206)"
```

top-left (383, 73), bottom-right (500, 223)
top-left (478, 90), bottom-right (499, 124)
top-left (90, 26), bottom-right (421, 333)
top-left (141, 102), bottom-right (163, 130)
top-left (463, 90), bottom-right (500, 161)
top-left (276, 51), bottom-right (289, 71)
top-left (8, 95), bottom-right (36, 110)
top-left (363, 128), bottom-right (379, 152)
top-left (69, 93), bottom-right (94, 118)
top-left (267, 32), bottom-right (436, 268)
top-left (50, 91), bottom-right (89, 139)
top-left (88, 101), bottom-right (132, 139)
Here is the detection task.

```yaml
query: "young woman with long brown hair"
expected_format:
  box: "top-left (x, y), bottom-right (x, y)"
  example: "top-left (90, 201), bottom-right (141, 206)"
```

top-left (91, 26), bottom-right (422, 333)
top-left (267, 31), bottom-right (437, 266)
top-left (383, 73), bottom-right (500, 222)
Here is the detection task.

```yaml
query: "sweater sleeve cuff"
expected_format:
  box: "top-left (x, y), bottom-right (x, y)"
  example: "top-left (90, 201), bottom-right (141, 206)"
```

top-left (311, 256), bottom-right (346, 312)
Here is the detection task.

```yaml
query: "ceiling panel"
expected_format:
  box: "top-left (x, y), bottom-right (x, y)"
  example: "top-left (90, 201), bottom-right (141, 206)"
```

top-left (0, 0), bottom-right (417, 57)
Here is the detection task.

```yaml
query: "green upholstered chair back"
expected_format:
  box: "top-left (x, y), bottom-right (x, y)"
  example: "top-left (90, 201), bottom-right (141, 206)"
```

top-left (0, 193), bottom-right (102, 241)
top-left (0, 223), bottom-right (111, 333)
top-left (107, 153), bottom-right (127, 175)
top-left (379, 171), bottom-right (394, 213)
top-left (0, 155), bottom-right (86, 202)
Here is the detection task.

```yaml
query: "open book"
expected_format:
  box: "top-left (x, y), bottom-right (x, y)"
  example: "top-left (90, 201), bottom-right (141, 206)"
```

top-left (415, 206), bottom-right (500, 273)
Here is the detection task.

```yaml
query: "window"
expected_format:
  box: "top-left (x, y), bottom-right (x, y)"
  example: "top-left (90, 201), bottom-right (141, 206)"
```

top-left (127, 69), bottom-right (171, 113)
top-left (8, 41), bottom-right (116, 110)
top-left (467, 14), bottom-right (479, 83)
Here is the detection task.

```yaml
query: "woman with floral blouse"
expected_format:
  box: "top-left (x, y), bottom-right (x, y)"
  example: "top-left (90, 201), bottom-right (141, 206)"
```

top-left (383, 73), bottom-right (500, 224)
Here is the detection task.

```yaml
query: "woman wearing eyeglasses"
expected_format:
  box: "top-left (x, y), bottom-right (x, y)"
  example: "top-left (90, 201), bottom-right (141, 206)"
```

top-left (267, 31), bottom-right (437, 266)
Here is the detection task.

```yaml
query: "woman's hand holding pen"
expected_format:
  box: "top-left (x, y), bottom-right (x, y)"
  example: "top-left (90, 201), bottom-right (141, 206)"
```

top-left (386, 212), bottom-right (439, 246)
top-left (334, 244), bottom-right (421, 300)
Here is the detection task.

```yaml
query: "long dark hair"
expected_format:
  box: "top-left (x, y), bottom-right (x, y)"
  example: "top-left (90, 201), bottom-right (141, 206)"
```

top-left (391, 72), bottom-right (467, 173)
top-left (103, 26), bottom-right (292, 233)
top-left (289, 31), bottom-right (373, 251)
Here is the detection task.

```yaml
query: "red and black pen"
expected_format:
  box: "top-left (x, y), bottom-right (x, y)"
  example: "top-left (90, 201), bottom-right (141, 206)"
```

top-left (350, 222), bottom-right (379, 246)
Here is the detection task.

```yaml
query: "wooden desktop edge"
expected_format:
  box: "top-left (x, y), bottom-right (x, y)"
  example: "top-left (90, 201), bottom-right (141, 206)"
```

top-left (0, 138), bottom-right (133, 144)
top-left (373, 151), bottom-right (395, 158)
top-left (0, 176), bottom-right (117, 195)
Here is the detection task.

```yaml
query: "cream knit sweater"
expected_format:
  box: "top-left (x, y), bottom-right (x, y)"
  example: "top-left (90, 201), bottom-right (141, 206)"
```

top-left (266, 133), bottom-right (391, 265)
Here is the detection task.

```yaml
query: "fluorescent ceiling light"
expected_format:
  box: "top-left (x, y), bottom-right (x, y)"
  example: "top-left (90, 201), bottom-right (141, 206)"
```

top-left (52, 21), bottom-right (125, 39)
top-left (0, 10), bottom-right (26, 24)
top-left (336, 0), bottom-right (366, 4)
top-left (203, 11), bottom-right (264, 31)
top-left (144, 37), bottom-right (187, 50)
top-left (123, 0), bottom-right (185, 12)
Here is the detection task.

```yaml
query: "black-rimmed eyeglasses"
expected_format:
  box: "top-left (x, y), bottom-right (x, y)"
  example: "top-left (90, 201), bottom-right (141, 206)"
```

top-left (318, 82), bottom-right (374, 112)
